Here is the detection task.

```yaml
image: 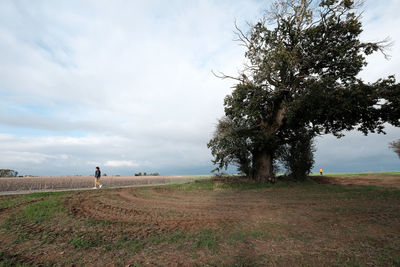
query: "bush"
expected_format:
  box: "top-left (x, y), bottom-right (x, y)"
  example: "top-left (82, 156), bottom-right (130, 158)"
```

top-left (134, 172), bottom-right (160, 176)
top-left (279, 133), bottom-right (315, 181)
top-left (0, 169), bottom-right (18, 177)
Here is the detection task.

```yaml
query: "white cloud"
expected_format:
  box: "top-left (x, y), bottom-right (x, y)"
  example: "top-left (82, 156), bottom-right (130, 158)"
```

top-left (104, 160), bottom-right (139, 167)
top-left (0, 151), bottom-right (69, 164)
top-left (0, 0), bottom-right (399, 175)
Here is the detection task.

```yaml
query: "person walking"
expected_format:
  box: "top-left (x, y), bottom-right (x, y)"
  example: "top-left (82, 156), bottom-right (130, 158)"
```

top-left (93, 166), bottom-right (102, 189)
top-left (320, 168), bottom-right (323, 175)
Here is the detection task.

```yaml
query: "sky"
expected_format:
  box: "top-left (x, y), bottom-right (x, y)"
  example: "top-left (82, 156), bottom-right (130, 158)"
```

top-left (0, 0), bottom-right (399, 176)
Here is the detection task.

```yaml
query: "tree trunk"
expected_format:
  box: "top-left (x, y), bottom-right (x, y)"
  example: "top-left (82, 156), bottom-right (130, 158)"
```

top-left (252, 150), bottom-right (275, 183)
top-left (251, 102), bottom-right (285, 183)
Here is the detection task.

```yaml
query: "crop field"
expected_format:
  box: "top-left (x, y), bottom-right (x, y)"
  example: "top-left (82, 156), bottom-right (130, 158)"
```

top-left (0, 173), bottom-right (400, 266)
top-left (0, 175), bottom-right (210, 194)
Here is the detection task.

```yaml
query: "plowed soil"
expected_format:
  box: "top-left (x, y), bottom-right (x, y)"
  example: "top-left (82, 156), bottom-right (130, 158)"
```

top-left (0, 174), bottom-right (399, 266)
top-left (313, 174), bottom-right (400, 188)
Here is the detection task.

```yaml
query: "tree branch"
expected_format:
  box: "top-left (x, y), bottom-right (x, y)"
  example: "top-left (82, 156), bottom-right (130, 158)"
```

top-left (233, 19), bottom-right (251, 48)
top-left (211, 70), bottom-right (248, 83)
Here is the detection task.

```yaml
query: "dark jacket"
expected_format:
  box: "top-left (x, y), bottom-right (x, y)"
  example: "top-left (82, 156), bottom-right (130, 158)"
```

top-left (95, 169), bottom-right (101, 178)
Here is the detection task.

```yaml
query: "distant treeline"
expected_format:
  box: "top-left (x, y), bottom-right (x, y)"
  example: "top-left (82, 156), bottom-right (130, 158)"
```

top-left (0, 169), bottom-right (18, 177)
top-left (134, 172), bottom-right (159, 176)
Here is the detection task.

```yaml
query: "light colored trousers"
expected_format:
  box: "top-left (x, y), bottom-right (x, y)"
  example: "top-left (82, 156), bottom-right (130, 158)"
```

top-left (94, 177), bottom-right (102, 187)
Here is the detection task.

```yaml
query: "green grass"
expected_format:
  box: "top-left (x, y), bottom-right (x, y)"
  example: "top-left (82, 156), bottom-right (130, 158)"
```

top-left (169, 231), bottom-right (186, 246)
top-left (85, 219), bottom-right (115, 226)
top-left (111, 237), bottom-right (144, 252)
top-left (180, 174), bottom-right (215, 178)
top-left (104, 230), bottom-right (188, 253)
top-left (168, 180), bottom-right (217, 191)
top-left (192, 229), bottom-right (219, 253)
top-left (70, 232), bottom-right (110, 250)
top-left (70, 236), bottom-right (97, 249)
top-left (0, 250), bottom-right (30, 267)
top-left (1, 194), bottom-right (67, 244)
top-left (168, 179), bottom-right (276, 192)
top-left (22, 191), bottom-right (71, 199)
top-left (228, 227), bottom-right (271, 244)
top-left (21, 197), bottom-right (64, 223)
top-left (0, 200), bottom-right (15, 210)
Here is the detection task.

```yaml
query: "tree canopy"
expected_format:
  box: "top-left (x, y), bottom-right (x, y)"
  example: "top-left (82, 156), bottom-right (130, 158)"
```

top-left (208, 0), bottom-right (400, 183)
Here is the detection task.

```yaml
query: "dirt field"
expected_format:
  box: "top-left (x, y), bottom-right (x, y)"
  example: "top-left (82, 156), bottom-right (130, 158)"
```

top-left (0, 174), bottom-right (399, 266)
top-left (0, 175), bottom-right (209, 194)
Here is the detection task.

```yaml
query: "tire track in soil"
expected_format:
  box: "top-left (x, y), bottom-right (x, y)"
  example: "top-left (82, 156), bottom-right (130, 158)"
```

top-left (66, 187), bottom-right (266, 233)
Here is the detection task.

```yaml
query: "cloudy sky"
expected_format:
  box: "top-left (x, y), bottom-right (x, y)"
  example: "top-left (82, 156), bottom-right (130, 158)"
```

top-left (0, 0), bottom-right (399, 176)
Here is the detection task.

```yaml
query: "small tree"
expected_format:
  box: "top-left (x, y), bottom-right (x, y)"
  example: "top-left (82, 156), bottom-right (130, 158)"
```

top-left (389, 140), bottom-right (400, 158)
top-left (207, 116), bottom-right (254, 176)
top-left (278, 131), bottom-right (315, 180)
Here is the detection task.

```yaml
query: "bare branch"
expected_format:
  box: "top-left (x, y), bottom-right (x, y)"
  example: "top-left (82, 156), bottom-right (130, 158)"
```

top-left (233, 19), bottom-right (251, 47)
top-left (211, 70), bottom-right (247, 83)
top-left (377, 37), bottom-right (394, 60)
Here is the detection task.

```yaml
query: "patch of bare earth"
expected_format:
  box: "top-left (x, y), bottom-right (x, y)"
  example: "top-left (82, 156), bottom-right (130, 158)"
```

top-left (0, 175), bottom-right (399, 266)
top-left (312, 173), bottom-right (400, 188)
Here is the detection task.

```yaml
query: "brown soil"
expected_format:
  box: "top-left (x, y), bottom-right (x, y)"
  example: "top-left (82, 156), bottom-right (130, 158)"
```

top-left (0, 175), bottom-right (399, 266)
top-left (312, 174), bottom-right (400, 188)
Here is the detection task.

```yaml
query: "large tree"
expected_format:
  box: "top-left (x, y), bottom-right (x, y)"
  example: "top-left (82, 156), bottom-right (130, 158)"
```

top-left (209, 0), bottom-right (400, 183)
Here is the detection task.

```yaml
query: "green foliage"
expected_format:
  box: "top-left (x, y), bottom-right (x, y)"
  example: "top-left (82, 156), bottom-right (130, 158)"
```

top-left (278, 131), bottom-right (316, 180)
top-left (207, 116), bottom-right (253, 176)
top-left (134, 172), bottom-right (159, 176)
top-left (209, 0), bottom-right (400, 182)
top-left (0, 169), bottom-right (18, 177)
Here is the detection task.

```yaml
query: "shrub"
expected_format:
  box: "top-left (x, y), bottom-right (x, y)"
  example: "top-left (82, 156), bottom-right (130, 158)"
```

top-left (0, 169), bottom-right (18, 177)
top-left (279, 133), bottom-right (315, 181)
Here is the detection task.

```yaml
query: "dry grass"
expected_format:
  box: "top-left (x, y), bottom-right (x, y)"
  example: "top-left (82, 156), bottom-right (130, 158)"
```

top-left (0, 175), bottom-right (208, 193)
